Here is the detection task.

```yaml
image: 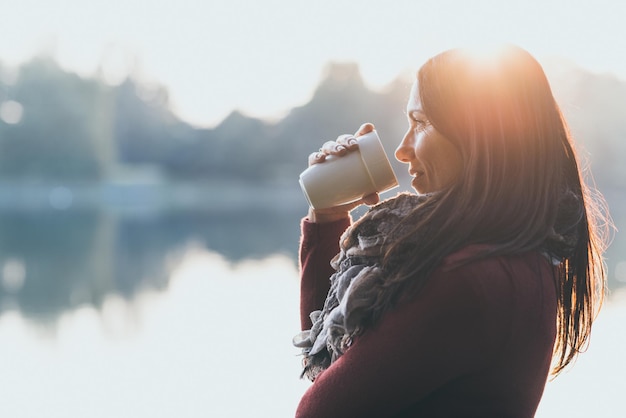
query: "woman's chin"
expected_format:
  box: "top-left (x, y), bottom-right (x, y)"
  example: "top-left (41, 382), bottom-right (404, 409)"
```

top-left (411, 177), bottom-right (428, 194)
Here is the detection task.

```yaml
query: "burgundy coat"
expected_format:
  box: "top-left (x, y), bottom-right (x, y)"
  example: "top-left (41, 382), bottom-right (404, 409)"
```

top-left (296, 218), bottom-right (557, 418)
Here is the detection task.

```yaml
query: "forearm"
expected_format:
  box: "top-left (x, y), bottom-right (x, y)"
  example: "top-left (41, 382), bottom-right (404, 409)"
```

top-left (299, 216), bottom-right (350, 330)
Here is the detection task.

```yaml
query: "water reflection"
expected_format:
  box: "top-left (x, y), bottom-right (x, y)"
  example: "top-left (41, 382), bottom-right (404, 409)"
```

top-left (0, 211), bottom-right (103, 321)
top-left (0, 246), bottom-right (623, 418)
top-left (2, 205), bottom-right (624, 324)
top-left (0, 208), bottom-right (306, 323)
top-left (0, 249), bottom-right (309, 417)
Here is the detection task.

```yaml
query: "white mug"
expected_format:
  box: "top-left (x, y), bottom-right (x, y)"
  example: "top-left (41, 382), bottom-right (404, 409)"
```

top-left (299, 130), bottom-right (398, 209)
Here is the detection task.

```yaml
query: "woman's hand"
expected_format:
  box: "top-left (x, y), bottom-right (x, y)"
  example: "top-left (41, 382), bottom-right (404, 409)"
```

top-left (306, 123), bottom-right (380, 223)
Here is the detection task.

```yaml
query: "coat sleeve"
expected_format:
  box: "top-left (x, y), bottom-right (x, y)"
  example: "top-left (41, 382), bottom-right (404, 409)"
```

top-left (299, 217), bottom-right (351, 330)
top-left (295, 264), bottom-right (505, 418)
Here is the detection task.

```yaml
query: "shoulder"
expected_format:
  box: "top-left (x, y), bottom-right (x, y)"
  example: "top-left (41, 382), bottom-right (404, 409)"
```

top-left (422, 244), bottom-right (556, 322)
top-left (400, 244), bottom-right (556, 318)
top-left (386, 244), bottom-right (556, 354)
top-left (438, 244), bottom-right (554, 287)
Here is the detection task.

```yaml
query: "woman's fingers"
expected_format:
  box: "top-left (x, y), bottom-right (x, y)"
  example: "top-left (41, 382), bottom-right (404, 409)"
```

top-left (308, 124), bottom-right (376, 167)
top-left (320, 140), bottom-right (348, 156)
top-left (362, 193), bottom-right (380, 206)
top-left (308, 151), bottom-right (326, 166)
top-left (309, 138), bottom-right (350, 167)
top-left (355, 123), bottom-right (375, 137)
top-left (308, 192), bottom-right (381, 223)
top-left (336, 134), bottom-right (358, 151)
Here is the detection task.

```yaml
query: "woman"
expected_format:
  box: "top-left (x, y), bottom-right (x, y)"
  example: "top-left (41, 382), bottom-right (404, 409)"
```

top-left (293, 45), bottom-right (608, 417)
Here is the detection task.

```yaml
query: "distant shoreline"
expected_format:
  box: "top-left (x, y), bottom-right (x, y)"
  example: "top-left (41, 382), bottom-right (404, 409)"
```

top-left (0, 180), bottom-right (309, 212)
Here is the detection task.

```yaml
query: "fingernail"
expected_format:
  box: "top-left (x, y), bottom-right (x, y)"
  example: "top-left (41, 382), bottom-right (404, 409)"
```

top-left (336, 145), bottom-right (346, 152)
top-left (348, 138), bottom-right (358, 145)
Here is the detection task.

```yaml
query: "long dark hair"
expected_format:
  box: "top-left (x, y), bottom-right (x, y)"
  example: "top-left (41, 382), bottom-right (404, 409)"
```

top-left (378, 45), bottom-right (608, 376)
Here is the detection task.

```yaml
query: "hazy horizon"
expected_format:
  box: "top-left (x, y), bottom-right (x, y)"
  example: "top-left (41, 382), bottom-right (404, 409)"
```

top-left (2, 0), bottom-right (625, 128)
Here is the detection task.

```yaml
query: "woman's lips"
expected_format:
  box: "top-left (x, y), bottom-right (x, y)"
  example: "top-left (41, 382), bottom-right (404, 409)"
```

top-left (409, 169), bottom-right (424, 178)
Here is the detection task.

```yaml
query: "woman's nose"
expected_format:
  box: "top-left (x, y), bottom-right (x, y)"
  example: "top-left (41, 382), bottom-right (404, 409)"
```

top-left (395, 131), bottom-right (413, 163)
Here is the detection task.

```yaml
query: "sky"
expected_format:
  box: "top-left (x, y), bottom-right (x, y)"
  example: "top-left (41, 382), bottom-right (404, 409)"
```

top-left (1, 0), bottom-right (625, 127)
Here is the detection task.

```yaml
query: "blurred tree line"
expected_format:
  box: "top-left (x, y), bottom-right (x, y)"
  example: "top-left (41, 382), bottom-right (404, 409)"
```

top-left (1, 55), bottom-right (623, 191)
top-left (0, 56), bottom-right (411, 183)
top-left (0, 57), bottom-right (107, 179)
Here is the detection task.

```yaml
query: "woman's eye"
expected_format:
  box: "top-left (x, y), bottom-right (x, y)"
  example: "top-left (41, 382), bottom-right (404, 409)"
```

top-left (408, 112), bottom-right (429, 130)
top-left (410, 114), bottom-right (428, 124)
top-left (413, 119), bottom-right (429, 129)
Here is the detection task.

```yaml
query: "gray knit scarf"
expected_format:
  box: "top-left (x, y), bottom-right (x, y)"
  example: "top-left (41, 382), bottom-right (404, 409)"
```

top-left (293, 193), bottom-right (427, 381)
top-left (293, 189), bottom-right (580, 381)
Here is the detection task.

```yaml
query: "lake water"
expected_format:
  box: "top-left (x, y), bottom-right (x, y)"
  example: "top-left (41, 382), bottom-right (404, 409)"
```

top-left (0, 209), bottom-right (624, 417)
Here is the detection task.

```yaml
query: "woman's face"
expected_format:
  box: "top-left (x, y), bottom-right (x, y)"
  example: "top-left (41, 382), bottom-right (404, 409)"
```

top-left (395, 82), bottom-right (463, 194)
